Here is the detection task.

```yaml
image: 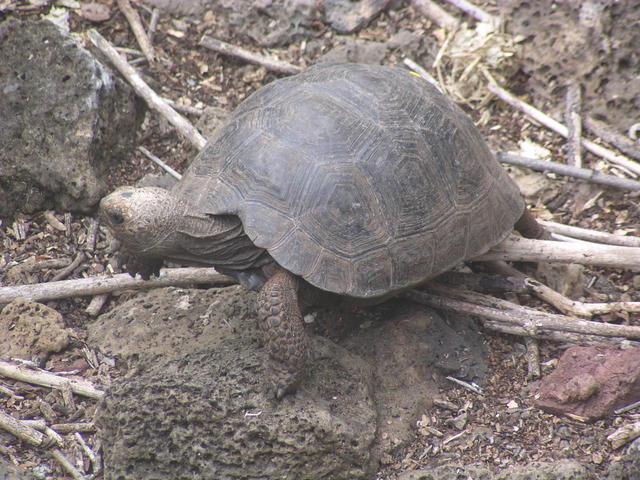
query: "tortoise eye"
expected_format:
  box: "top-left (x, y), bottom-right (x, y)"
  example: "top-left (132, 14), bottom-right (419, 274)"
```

top-left (109, 211), bottom-right (125, 225)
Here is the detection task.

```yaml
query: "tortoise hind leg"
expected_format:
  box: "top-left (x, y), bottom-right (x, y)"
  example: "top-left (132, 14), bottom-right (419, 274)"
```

top-left (514, 208), bottom-right (551, 240)
top-left (256, 268), bottom-right (309, 399)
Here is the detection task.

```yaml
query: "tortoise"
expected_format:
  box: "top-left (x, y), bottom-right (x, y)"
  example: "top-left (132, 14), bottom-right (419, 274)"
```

top-left (100, 63), bottom-right (538, 398)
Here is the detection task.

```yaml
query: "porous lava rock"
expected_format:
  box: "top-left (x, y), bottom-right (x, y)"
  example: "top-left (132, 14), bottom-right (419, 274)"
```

top-left (90, 286), bottom-right (489, 479)
top-left (96, 327), bottom-right (378, 480)
top-left (0, 299), bottom-right (71, 364)
top-left (0, 18), bottom-right (143, 217)
top-left (500, 0), bottom-right (640, 134)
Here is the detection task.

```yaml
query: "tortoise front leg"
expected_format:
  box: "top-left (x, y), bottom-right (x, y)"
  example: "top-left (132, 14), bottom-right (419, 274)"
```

top-left (256, 268), bottom-right (309, 399)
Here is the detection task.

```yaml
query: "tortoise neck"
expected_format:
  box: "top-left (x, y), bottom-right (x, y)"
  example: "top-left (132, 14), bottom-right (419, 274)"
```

top-left (168, 208), bottom-right (270, 271)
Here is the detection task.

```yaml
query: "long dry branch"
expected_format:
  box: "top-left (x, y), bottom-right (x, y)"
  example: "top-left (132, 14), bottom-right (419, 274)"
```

top-left (408, 288), bottom-right (640, 340)
top-left (475, 235), bottom-right (640, 270)
top-left (540, 221), bottom-right (640, 247)
top-left (0, 268), bottom-right (233, 305)
top-left (1, 234), bottom-right (638, 306)
top-left (496, 153), bottom-right (640, 191)
top-left (87, 29), bottom-right (206, 150)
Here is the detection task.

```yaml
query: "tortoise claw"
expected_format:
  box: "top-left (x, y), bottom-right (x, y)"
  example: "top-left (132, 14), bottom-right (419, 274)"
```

top-left (268, 358), bottom-right (304, 400)
top-left (119, 252), bottom-right (163, 280)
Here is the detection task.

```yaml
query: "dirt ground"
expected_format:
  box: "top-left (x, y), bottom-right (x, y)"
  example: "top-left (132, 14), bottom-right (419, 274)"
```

top-left (1, 1), bottom-right (639, 479)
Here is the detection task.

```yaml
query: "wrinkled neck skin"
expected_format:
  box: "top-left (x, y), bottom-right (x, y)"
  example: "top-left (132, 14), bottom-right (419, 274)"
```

top-left (158, 200), bottom-right (271, 274)
top-left (120, 196), bottom-right (271, 289)
top-left (176, 206), bottom-right (272, 289)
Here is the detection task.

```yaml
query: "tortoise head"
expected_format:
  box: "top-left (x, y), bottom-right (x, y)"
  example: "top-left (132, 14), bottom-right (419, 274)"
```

top-left (99, 186), bottom-right (184, 255)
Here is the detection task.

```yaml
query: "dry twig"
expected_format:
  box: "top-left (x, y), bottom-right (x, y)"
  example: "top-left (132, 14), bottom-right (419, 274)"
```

top-left (199, 35), bottom-right (301, 75)
top-left (5, 258), bottom-right (71, 279)
top-left (614, 400), bottom-right (640, 415)
top-left (163, 97), bottom-right (205, 116)
top-left (608, 422), bottom-right (640, 449)
top-left (52, 423), bottom-right (96, 434)
top-left (138, 146), bottom-right (182, 180)
top-left (485, 73), bottom-right (640, 176)
top-left (84, 218), bottom-right (100, 252)
top-left (0, 410), bottom-right (43, 446)
top-left (524, 337), bottom-right (541, 378)
top-left (446, 376), bottom-right (482, 394)
top-left (85, 293), bottom-right (109, 317)
top-left (443, 0), bottom-right (497, 26)
top-left (565, 81), bottom-right (583, 168)
top-left (51, 448), bottom-right (85, 480)
top-left (0, 360), bottom-right (104, 399)
top-left (540, 221), bottom-right (640, 247)
top-left (0, 268), bottom-right (233, 305)
top-left (485, 260), bottom-right (640, 318)
top-left (0, 384), bottom-right (23, 400)
top-left (51, 252), bottom-right (86, 282)
top-left (116, 0), bottom-right (155, 63)
top-left (411, 0), bottom-right (459, 30)
top-left (403, 58), bottom-right (441, 90)
top-left (75, 432), bottom-right (99, 472)
top-left (526, 276), bottom-right (640, 318)
top-left (407, 288), bottom-right (640, 341)
top-left (584, 116), bottom-right (640, 162)
top-left (148, 7), bottom-right (160, 42)
top-left (497, 152), bottom-right (640, 191)
top-left (43, 211), bottom-right (66, 231)
top-left (87, 29), bottom-right (206, 150)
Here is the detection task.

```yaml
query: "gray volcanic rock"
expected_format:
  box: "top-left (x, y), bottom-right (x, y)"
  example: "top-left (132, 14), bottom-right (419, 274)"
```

top-left (0, 19), bottom-right (143, 218)
top-left (96, 323), bottom-right (378, 480)
top-left (90, 286), bottom-right (490, 479)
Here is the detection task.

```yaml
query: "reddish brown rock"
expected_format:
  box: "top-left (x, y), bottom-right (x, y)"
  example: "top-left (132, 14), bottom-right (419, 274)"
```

top-left (533, 345), bottom-right (640, 421)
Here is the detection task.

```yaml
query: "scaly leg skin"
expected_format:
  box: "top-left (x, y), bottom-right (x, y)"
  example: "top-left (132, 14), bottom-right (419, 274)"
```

top-left (256, 269), bottom-right (309, 399)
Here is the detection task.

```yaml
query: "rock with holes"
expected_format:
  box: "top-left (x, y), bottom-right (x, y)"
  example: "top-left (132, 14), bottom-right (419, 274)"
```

top-left (500, 0), bottom-right (640, 133)
top-left (90, 286), bottom-right (486, 479)
top-left (0, 299), bottom-right (71, 365)
top-left (94, 287), bottom-right (378, 480)
top-left (0, 18), bottom-right (143, 217)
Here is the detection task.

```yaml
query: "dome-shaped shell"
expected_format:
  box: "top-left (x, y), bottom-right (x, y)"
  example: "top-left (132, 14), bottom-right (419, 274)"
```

top-left (174, 63), bottom-right (524, 298)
